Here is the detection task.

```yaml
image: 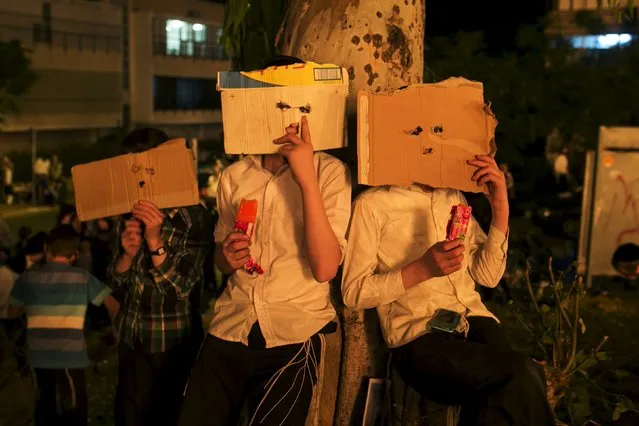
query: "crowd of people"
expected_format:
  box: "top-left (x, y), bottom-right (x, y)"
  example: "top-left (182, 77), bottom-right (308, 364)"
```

top-left (0, 56), bottom-right (560, 426)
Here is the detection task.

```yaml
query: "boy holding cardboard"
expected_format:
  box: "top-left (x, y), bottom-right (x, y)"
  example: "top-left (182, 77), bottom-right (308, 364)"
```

top-left (179, 56), bottom-right (352, 425)
top-left (8, 225), bottom-right (117, 426)
top-left (106, 128), bottom-right (213, 426)
top-left (341, 80), bottom-right (555, 425)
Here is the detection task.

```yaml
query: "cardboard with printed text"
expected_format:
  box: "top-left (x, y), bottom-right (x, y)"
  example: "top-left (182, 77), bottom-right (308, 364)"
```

top-left (71, 139), bottom-right (199, 221)
top-left (357, 77), bottom-right (498, 193)
top-left (217, 62), bottom-right (349, 154)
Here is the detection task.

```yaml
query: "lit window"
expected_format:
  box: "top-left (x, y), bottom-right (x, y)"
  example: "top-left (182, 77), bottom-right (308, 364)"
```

top-left (165, 19), bottom-right (208, 57)
top-left (569, 33), bottom-right (634, 49)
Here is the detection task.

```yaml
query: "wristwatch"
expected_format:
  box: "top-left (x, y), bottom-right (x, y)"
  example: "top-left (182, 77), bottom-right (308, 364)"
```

top-left (149, 246), bottom-right (166, 257)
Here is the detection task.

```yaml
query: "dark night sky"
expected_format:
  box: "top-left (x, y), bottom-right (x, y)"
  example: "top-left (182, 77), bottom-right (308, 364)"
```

top-left (425, 0), bottom-right (551, 48)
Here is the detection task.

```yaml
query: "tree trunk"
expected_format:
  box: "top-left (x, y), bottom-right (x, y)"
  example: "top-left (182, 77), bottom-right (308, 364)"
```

top-left (278, 1), bottom-right (425, 425)
top-left (278, 0), bottom-right (425, 107)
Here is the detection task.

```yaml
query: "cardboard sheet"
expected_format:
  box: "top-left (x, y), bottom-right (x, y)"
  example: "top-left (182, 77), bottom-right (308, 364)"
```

top-left (218, 62), bottom-right (349, 154)
top-left (357, 77), bottom-right (498, 193)
top-left (71, 139), bottom-right (199, 221)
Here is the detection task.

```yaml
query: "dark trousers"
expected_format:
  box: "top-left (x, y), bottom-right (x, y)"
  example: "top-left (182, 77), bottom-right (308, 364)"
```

top-left (0, 316), bottom-right (27, 373)
top-left (179, 324), bottom-right (323, 426)
top-left (392, 317), bottom-right (555, 426)
top-left (114, 338), bottom-right (196, 426)
top-left (33, 368), bottom-right (88, 426)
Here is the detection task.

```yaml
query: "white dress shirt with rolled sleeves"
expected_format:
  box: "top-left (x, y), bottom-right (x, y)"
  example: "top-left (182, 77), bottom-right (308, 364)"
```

top-left (210, 153), bottom-right (352, 348)
top-left (341, 185), bottom-right (508, 348)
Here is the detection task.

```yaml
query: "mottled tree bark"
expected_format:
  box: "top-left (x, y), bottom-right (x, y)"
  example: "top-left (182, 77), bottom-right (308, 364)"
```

top-left (278, 0), bottom-right (425, 108)
top-left (278, 2), bottom-right (425, 425)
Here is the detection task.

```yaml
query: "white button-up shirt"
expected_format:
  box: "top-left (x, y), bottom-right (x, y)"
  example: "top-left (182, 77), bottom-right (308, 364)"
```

top-left (210, 153), bottom-right (352, 348)
top-left (341, 185), bottom-right (508, 348)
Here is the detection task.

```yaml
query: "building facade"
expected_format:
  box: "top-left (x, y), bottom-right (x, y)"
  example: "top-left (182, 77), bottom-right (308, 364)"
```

top-left (0, 0), bottom-right (229, 151)
top-left (548, 0), bottom-right (636, 49)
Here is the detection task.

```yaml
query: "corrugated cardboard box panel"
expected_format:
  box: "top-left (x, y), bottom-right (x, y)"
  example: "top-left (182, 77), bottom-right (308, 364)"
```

top-left (218, 62), bottom-right (349, 155)
top-left (358, 78), bottom-right (497, 193)
top-left (220, 85), bottom-right (348, 154)
top-left (72, 139), bottom-right (199, 221)
top-left (218, 62), bottom-right (348, 88)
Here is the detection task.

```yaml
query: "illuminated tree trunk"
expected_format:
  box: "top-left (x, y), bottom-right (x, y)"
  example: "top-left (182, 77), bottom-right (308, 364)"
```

top-left (278, 2), bottom-right (425, 424)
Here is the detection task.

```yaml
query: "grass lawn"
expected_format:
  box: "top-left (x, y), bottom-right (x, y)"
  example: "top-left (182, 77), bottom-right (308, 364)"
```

top-left (1, 207), bottom-right (636, 425)
top-left (0, 204), bottom-right (58, 241)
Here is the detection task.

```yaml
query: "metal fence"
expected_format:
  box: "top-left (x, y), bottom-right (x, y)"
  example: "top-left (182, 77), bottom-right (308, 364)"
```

top-left (0, 25), bottom-right (121, 54)
top-left (152, 38), bottom-right (227, 61)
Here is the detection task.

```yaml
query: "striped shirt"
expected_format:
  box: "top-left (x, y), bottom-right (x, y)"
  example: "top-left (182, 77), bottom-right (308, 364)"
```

top-left (108, 205), bottom-right (213, 353)
top-left (9, 262), bottom-right (112, 369)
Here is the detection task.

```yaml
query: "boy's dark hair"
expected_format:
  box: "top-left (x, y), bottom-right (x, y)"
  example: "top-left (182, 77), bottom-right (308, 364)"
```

top-left (46, 226), bottom-right (80, 259)
top-left (18, 226), bottom-right (32, 241)
top-left (612, 243), bottom-right (639, 268)
top-left (25, 232), bottom-right (48, 256)
top-left (57, 203), bottom-right (77, 225)
top-left (262, 55), bottom-right (305, 69)
top-left (122, 127), bottom-right (171, 153)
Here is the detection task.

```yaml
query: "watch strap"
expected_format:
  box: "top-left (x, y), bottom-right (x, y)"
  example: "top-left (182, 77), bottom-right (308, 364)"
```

top-left (150, 246), bottom-right (166, 256)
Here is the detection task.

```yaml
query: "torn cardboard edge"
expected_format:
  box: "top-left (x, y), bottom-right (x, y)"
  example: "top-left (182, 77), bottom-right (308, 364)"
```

top-left (217, 62), bottom-right (350, 155)
top-left (357, 77), bottom-right (498, 193)
top-left (71, 138), bottom-right (199, 221)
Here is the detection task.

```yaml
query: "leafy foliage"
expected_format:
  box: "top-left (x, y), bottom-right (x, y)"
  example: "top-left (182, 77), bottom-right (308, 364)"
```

top-left (0, 40), bottom-right (38, 124)
top-left (220, 0), bottom-right (287, 70)
top-left (425, 23), bottom-right (639, 175)
top-left (507, 259), bottom-right (637, 424)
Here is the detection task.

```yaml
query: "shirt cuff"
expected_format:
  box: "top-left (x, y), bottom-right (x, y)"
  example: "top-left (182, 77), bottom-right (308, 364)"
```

top-left (214, 225), bottom-right (232, 244)
top-left (150, 254), bottom-right (174, 281)
top-left (380, 269), bottom-right (406, 305)
top-left (486, 226), bottom-right (509, 253)
top-left (91, 287), bottom-right (112, 306)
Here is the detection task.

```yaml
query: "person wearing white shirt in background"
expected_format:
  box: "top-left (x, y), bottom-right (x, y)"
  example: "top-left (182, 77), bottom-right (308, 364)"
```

top-left (179, 56), bottom-right (352, 426)
top-left (2, 156), bottom-right (14, 205)
top-left (341, 155), bottom-right (555, 426)
top-left (33, 157), bottom-right (51, 205)
top-left (553, 147), bottom-right (569, 187)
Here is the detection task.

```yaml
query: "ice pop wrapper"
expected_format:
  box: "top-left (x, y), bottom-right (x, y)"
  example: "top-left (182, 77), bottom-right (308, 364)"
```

top-left (446, 204), bottom-right (472, 241)
top-left (234, 199), bottom-right (264, 275)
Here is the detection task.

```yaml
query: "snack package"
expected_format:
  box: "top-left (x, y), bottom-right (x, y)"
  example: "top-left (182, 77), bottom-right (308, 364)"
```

top-left (446, 204), bottom-right (472, 241)
top-left (234, 199), bottom-right (264, 275)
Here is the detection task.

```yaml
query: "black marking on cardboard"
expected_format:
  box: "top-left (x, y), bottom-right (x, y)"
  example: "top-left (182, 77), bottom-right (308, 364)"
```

top-left (276, 101), bottom-right (291, 111)
top-left (404, 126), bottom-right (423, 136)
top-left (351, 35), bottom-right (360, 45)
top-left (363, 33), bottom-right (371, 43)
top-left (299, 104), bottom-right (311, 114)
top-left (376, 11), bottom-right (382, 18)
top-left (139, 181), bottom-right (145, 188)
top-left (432, 126), bottom-right (443, 134)
top-left (423, 148), bottom-right (433, 155)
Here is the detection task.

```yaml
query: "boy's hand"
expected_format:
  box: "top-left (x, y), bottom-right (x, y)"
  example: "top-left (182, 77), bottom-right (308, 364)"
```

top-left (273, 116), bottom-right (316, 188)
top-left (222, 231), bottom-right (251, 270)
top-left (121, 220), bottom-right (142, 258)
top-left (467, 155), bottom-right (509, 213)
top-left (418, 240), bottom-right (465, 280)
top-left (131, 201), bottom-right (165, 250)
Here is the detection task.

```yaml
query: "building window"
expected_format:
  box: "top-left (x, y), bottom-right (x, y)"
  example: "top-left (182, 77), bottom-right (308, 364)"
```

top-left (165, 19), bottom-right (207, 57)
top-left (154, 76), bottom-right (221, 111)
top-left (569, 33), bottom-right (633, 49)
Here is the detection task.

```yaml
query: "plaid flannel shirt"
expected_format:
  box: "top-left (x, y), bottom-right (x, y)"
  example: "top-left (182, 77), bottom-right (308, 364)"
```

top-left (108, 204), bottom-right (213, 353)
